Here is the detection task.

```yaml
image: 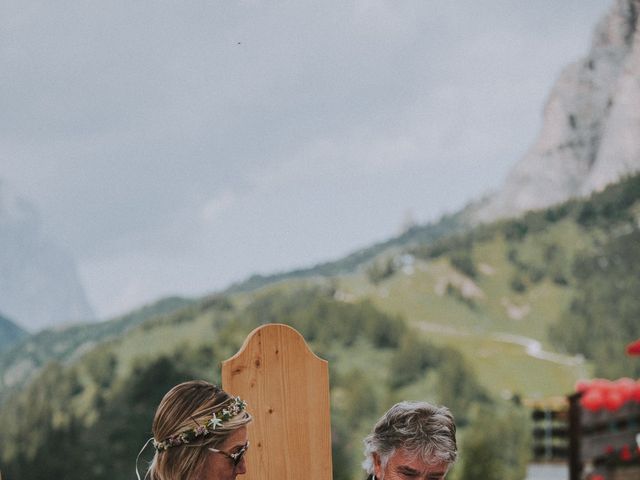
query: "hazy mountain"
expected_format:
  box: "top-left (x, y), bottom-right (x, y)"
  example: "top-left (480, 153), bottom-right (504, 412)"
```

top-left (0, 312), bottom-right (26, 354)
top-left (477, 0), bottom-right (640, 221)
top-left (0, 180), bottom-right (94, 331)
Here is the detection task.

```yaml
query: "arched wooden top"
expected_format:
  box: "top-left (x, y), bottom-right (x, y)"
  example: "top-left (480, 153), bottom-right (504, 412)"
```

top-left (224, 323), bottom-right (328, 367)
top-left (222, 323), bottom-right (332, 480)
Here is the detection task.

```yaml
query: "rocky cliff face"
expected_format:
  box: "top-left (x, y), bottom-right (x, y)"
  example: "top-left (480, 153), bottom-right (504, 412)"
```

top-left (477, 0), bottom-right (640, 221)
top-left (0, 181), bottom-right (94, 331)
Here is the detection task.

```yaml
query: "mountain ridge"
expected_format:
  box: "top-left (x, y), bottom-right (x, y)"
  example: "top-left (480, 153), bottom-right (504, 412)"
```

top-left (476, 0), bottom-right (640, 221)
top-left (4, 172), bottom-right (638, 407)
top-left (224, 211), bottom-right (468, 294)
top-left (229, 1), bottom-right (640, 290)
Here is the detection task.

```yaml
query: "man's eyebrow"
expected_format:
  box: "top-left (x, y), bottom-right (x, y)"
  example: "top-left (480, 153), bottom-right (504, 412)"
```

top-left (397, 465), bottom-right (447, 478)
top-left (397, 465), bottom-right (421, 475)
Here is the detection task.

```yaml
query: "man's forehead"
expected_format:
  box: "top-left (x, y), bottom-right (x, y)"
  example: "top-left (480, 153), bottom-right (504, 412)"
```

top-left (389, 448), bottom-right (449, 475)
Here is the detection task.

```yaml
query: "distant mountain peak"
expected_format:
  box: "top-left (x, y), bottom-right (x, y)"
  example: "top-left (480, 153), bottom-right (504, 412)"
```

top-left (0, 179), bottom-right (95, 331)
top-left (0, 311), bottom-right (27, 353)
top-left (476, 0), bottom-right (640, 221)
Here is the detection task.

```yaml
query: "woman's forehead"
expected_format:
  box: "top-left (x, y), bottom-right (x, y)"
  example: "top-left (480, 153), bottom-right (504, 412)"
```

top-left (220, 426), bottom-right (248, 449)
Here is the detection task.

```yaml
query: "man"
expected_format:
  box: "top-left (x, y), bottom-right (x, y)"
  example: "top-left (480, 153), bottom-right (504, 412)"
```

top-left (362, 401), bottom-right (457, 480)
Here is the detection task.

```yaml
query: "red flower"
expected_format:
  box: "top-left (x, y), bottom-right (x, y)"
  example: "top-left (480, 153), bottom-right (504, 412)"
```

top-left (627, 338), bottom-right (640, 356)
top-left (604, 390), bottom-right (624, 411)
top-left (581, 389), bottom-right (604, 411)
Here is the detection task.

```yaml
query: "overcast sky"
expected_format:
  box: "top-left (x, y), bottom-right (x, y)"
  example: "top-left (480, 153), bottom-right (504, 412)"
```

top-left (2, 0), bottom-right (611, 319)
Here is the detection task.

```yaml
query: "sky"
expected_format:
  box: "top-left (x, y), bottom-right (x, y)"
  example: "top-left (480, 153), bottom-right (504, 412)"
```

top-left (2, 0), bottom-right (612, 319)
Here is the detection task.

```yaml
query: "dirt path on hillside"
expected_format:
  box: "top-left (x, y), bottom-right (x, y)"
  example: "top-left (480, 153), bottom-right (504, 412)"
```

top-left (415, 321), bottom-right (585, 368)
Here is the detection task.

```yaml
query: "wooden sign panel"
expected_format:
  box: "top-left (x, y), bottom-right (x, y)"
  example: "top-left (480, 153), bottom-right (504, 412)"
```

top-left (222, 324), bottom-right (333, 480)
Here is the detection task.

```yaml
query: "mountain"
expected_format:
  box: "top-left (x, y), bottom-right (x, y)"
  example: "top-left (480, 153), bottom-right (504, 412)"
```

top-left (229, 1), bottom-right (640, 285)
top-left (0, 312), bottom-right (27, 354)
top-left (3, 173), bottom-right (639, 404)
top-left (2, 173), bottom-right (639, 480)
top-left (477, 0), bottom-right (640, 221)
top-left (0, 295), bottom-right (192, 402)
top-left (0, 180), bottom-right (94, 331)
top-left (225, 211), bottom-right (467, 294)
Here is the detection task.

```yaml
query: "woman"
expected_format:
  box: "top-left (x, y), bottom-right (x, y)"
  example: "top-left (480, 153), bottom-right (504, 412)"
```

top-left (138, 380), bottom-right (252, 480)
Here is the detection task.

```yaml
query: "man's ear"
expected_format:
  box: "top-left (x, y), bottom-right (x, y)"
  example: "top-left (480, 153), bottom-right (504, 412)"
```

top-left (373, 452), bottom-right (382, 479)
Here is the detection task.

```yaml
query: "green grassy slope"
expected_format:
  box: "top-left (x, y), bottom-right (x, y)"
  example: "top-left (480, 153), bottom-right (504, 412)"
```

top-left (290, 230), bottom-right (589, 400)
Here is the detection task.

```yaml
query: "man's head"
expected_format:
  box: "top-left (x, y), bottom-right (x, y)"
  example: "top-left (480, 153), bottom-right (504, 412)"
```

top-left (362, 401), bottom-right (457, 480)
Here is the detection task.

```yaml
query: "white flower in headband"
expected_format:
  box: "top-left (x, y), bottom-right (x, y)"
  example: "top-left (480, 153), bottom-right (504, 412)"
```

top-left (208, 417), bottom-right (224, 429)
top-left (153, 396), bottom-right (248, 451)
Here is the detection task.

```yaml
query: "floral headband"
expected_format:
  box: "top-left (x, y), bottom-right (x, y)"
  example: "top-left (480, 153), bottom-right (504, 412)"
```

top-left (153, 396), bottom-right (248, 451)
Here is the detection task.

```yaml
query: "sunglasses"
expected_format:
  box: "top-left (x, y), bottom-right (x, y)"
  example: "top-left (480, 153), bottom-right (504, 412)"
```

top-left (208, 441), bottom-right (249, 468)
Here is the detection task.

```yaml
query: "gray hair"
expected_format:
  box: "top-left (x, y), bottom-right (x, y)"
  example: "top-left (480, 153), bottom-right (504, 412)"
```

top-left (362, 401), bottom-right (457, 475)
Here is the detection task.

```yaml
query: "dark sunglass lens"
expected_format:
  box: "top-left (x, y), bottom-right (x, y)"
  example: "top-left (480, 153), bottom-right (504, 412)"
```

top-left (233, 445), bottom-right (248, 466)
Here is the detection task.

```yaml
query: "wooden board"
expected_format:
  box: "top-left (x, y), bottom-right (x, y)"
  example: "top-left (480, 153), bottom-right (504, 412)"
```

top-left (222, 324), bottom-right (333, 480)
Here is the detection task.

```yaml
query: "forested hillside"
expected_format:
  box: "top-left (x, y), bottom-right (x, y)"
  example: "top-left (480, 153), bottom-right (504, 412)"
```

top-left (1, 173), bottom-right (639, 480)
top-left (345, 174), bottom-right (640, 386)
top-left (0, 287), bottom-right (529, 480)
top-left (0, 296), bottom-right (192, 403)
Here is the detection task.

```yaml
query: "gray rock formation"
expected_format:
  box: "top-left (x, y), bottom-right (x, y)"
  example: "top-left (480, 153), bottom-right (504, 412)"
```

top-left (477, 0), bottom-right (640, 221)
top-left (0, 180), bottom-right (94, 331)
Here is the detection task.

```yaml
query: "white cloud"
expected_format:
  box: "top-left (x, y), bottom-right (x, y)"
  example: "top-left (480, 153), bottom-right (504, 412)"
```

top-left (201, 190), bottom-right (238, 223)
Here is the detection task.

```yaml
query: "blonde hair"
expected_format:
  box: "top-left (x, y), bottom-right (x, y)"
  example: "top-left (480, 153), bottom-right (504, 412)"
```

top-left (147, 380), bottom-right (251, 480)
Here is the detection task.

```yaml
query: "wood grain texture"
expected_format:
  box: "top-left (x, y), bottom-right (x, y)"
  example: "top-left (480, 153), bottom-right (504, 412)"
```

top-left (222, 324), bottom-right (333, 480)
